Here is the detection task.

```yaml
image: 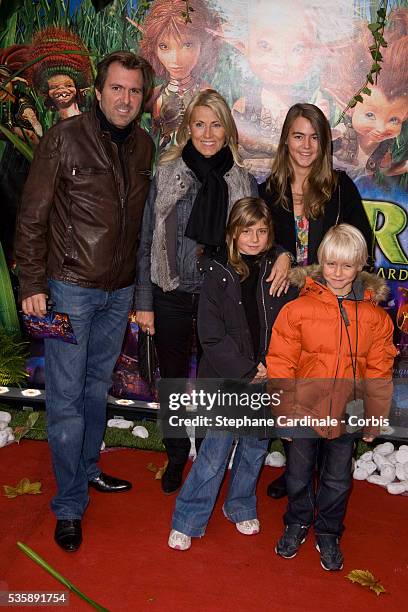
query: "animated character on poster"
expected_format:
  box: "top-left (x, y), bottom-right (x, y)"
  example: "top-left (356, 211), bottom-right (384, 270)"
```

top-left (0, 44), bottom-right (43, 145)
top-left (328, 32), bottom-right (408, 181)
top-left (129, 0), bottom-right (220, 149)
top-left (28, 26), bottom-right (92, 121)
top-left (226, 0), bottom-right (320, 179)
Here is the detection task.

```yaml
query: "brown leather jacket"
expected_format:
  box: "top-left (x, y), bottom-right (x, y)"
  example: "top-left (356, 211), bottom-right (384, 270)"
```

top-left (15, 106), bottom-right (154, 299)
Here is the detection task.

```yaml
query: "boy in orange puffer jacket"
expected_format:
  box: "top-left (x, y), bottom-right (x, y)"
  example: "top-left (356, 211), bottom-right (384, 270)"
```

top-left (266, 224), bottom-right (396, 571)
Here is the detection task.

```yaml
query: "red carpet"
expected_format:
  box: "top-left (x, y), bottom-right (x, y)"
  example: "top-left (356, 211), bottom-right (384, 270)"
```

top-left (0, 440), bottom-right (407, 612)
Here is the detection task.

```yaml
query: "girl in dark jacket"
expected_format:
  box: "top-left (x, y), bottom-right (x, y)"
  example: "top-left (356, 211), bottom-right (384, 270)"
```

top-left (168, 197), bottom-right (297, 550)
top-left (259, 103), bottom-right (374, 267)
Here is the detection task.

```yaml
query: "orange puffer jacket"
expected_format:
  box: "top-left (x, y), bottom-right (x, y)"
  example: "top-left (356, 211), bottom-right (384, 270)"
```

top-left (266, 266), bottom-right (396, 439)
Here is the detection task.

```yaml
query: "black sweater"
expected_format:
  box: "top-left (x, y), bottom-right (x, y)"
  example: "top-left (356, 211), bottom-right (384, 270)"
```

top-left (259, 171), bottom-right (374, 266)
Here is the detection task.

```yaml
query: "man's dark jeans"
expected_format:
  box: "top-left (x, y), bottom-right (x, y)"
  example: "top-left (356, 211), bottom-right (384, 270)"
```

top-left (153, 286), bottom-right (202, 465)
top-left (284, 434), bottom-right (355, 536)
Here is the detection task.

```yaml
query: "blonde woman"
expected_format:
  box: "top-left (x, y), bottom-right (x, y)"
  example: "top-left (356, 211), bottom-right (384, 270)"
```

top-left (134, 90), bottom-right (289, 494)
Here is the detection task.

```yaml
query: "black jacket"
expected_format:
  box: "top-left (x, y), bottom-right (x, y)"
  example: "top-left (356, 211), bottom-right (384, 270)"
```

top-left (259, 171), bottom-right (374, 266)
top-left (197, 248), bottom-right (298, 379)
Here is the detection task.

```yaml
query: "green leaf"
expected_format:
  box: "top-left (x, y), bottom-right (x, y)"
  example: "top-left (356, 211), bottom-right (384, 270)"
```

top-left (355, 95), bottom-right (364, 103)
top-left (17, 543), bottom-right (110, 611)
top-left (0, 0), bottom-right (25, 34)
top-left (371, 63), bottom-right (382, 73)
top-left (367, 73), bottom-right (374, 84)
top-left (14, 412), bottom-right (40, 444)
top-left (0, 124), bottom-right (34, 162)
top-left (368, 23), bottom-right (381, 32)
top-left (0, 329), bottom-right (29, 386)
top-left (348, 99), bottom-right (358, 108)
top-left (377, 8), bottom-right (387, 19)
top-left (370, 49), bottom-right (383, 61)
top-left (0, 242), bottom-right (20, 334)
top-left (362, 87), bottom-right (371, 96)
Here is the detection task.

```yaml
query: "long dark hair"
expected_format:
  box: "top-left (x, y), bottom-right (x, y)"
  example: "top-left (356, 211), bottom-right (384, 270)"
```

top-left (267, 103), bottom-right (337, 219)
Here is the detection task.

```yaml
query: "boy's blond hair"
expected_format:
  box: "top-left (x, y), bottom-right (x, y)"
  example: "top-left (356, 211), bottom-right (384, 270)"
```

top-left (317, 224), bottom-right (368, 268)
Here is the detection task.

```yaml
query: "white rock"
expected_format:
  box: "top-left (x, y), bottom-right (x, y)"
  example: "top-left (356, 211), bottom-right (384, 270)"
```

top-left (367, 474), bottom-right (389, 486)
top-left (398, 445), bottom-right (408, 452)
top-left (359, 451), bottom-right (373, 462)
top-left (380, 464), bottom-right (396, 484)
top-left (0, 430), bottom-right (9, 447)
top-left (107, 418), bottom-right (133, 429)
top-left (373, 453), bottom-right (392, 469)
top-left (0, 411), bottom-right (11, 424)
top-left (356, 460), bottom-right (377, 475)
top-left (387, 482), bottom-right (408, 495)
top-left (132, 425), bottom-right (149, 439)
top-left (395, 449), bottom-right (408, 463)
top-left (265, 451), bottom-right (286, 467)
top-left (353, 467), bottom-right (369, 480)
top-left (374, 442), bottom-right (394, 455)
top-left (0, 421), bottom-right (9, 431)
top-left (388, 451), bottom-right (398, 464)
top-left (396, 462), bottom-right (408, 481)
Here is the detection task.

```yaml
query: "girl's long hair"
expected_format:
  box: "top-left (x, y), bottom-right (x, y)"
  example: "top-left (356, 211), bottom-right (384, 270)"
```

top-left (226, 197), bottom-right (274, 280)
top-left (160, 89), bottom-right (243, 166)
top-left (266, 103), bottom-right (337, 219)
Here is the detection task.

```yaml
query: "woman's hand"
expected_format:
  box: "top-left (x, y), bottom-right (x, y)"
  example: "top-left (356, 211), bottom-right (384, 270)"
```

top-left (267, 253), bottom-right (291, 296)
top-left (134, 310), bottom-right (155, 335)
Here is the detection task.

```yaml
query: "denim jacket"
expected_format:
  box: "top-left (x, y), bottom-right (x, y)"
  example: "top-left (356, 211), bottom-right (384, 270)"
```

top-left (134, 157), bottom-right (258, 310)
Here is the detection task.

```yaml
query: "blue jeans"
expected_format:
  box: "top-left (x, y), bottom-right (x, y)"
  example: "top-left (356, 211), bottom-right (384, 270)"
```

top-left (284, 435), bottom-right (355, 537)
top-left (172, 430), bottom-right (268, 537)
top-left (45, 280), bottom-right (133, 519)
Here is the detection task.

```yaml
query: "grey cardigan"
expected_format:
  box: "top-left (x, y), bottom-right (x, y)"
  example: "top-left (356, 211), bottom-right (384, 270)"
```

top-left (134, 157), bottom-right (258, 310)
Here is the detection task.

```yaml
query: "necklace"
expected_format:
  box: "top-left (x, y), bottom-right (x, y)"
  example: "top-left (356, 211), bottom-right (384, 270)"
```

top-left (167, 75), bottom-right (196, 95)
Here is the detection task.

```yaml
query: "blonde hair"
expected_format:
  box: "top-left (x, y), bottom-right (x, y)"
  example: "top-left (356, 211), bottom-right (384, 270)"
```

top-left (160, 89), bottom-right (243, 165)
top-left (318, 224), bottom-right (368, 268)
top-left (226, 197), bottom-right (274, 280)
top-left (267, 103), bottom-right (337, 219)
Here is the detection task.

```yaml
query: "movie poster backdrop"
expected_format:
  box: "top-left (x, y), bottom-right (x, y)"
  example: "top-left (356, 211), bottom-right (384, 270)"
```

top-left (0, 0), bottom-right (407, 420)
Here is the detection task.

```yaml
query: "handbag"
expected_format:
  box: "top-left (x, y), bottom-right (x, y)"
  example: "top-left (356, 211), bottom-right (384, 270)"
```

top-left (137, 329), bottom-right (158, 385)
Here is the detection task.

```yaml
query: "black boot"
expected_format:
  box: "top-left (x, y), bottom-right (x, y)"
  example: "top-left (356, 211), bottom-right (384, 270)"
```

top-left (162, 437), bottom-right (190, 495)
top-left (267, 472), bottom-right (287, 499)
top-left (161, 461), bottom-right (185, 495)
top-left (267, 439), bottom-right (290, 499)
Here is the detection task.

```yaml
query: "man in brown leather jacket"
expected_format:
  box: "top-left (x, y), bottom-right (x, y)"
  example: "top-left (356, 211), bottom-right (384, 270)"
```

top-left (15, 51), bottom-right (155, 552)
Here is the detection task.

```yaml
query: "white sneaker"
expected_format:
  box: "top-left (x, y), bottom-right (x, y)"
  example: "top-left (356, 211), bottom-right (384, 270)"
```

top-left (235, 519), bottom-right (260, 535)
top-left (168, 529), bottom-right (191, 550)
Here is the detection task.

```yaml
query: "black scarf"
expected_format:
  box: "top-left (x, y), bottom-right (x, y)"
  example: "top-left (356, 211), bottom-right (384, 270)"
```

top-left (96, 103), bottom-right (132, 145)
top-left (182, 139), bottom-right (234, 247)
